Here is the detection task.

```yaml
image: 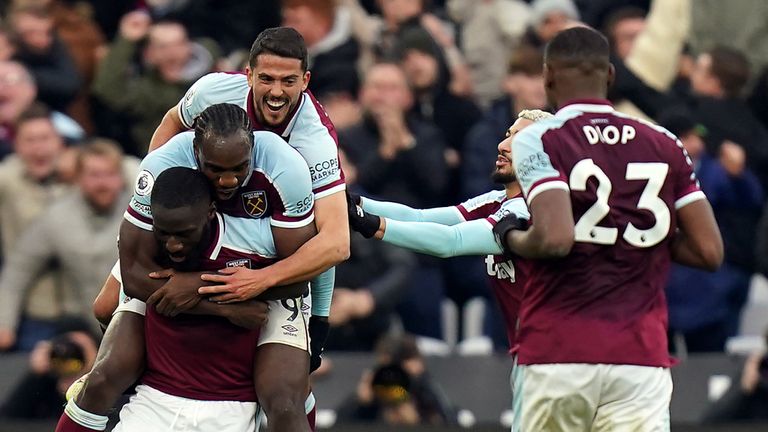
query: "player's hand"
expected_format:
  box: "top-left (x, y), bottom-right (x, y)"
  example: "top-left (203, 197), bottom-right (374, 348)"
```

top-left (346, 190), bottom-right (361, 207)
top-left (199, 267), bottom-right (269, 303)
top-left (492, 213), bottom-right (529, 253)
top-left (119, 10), bottom-right (151, 42)
top-left (224, 300), bottom-right (269, 330)
top-left (347, 193), bottom-right (380, 238)
top-left (147, 272), bottom-right (203, 317)
top-left (0, 327), bottom-right (16, 351)
top-left (308, 315), bottom-right (330, 373)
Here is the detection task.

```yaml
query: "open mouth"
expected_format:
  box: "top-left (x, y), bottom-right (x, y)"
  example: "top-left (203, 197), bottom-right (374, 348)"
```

top-left (496, 155), bottom-right (510, 167)
top-left (217, 188), bottom-right (238, 198)
top-left (264, 98), bottom-right (288, 112)
top-left (169, 254), bottom-right (186, 263)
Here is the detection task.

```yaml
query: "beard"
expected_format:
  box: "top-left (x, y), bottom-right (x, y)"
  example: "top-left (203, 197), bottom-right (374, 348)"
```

top-left (491, 169), bottom-right (516, 185)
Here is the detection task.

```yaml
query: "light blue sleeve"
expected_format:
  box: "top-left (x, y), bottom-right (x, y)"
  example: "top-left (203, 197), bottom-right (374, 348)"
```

top-left (177, 73), bottom-right (248, 128)
top-left (379, 196), bottom-right (531, 258)
top-left (286, 100), bottom-right (345, 198)
top-left (124, 132), bottom-right (196, 230)
top-left (512, 124), bottom-right (567, 202)
top-left (361, 198), bottom-right (465, 225)
top-left (310, 267), bottom-right (334, 317)
top-left (381, 218), bottom-right (503, 257)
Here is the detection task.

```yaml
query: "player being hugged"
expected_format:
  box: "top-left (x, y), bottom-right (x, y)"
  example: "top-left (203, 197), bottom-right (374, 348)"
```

top-left (495, 27), bottom-right (724, 431)
top-left (90, 28), bottom-right (350, 425)
top-left (57, 104), bottom-right (319, 432)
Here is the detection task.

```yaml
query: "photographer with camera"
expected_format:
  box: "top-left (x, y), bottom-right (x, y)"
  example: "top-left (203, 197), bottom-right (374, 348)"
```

top-left (0, 322), bottom-right (96, 419)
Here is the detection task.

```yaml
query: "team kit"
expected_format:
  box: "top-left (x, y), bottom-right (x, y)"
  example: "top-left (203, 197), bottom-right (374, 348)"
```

top-left (54, 26), bottom-right (722, 432)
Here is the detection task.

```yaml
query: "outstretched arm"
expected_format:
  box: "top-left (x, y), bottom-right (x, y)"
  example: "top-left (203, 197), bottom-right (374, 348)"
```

top-left (374, 218), bottom-right (502, 258)
top-left (361, 196), bottom-right (465, 225)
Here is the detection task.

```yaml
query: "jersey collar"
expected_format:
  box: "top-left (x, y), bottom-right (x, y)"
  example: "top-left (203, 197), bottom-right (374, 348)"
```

top-left (557, 99), bottom-right (614, 115)
top-left (203, 212), bottom-right (225, 260)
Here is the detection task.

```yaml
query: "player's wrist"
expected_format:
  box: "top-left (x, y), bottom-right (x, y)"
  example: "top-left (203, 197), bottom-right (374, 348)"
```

top-left (374, 217), bottom-right (386, 240)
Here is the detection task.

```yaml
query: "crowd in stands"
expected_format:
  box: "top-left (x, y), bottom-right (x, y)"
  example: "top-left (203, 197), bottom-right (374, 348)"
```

top-left (0, 0), bottom-right (767, 425)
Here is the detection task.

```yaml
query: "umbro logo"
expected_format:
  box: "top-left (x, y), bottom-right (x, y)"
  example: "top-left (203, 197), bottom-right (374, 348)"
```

top-left (282, 325), bottom-right (298, 333)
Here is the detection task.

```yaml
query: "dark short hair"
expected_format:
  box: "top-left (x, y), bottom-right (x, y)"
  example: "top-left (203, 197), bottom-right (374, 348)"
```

top-left (707, 46), bottom-right (751, 98)
top-left (249, 27), bottom-right (308, 71)
top-left (508, 46), bottom-right (544, 76)
top-left (17, 102), bottom-right (52, 127)
top-left (75, 138), bottom-right (124, 174)
top-left (545, 27), bottom-right (610, 72)
top-left (193, 103), bottom-right (253, 150)
top-left (151, 167), bottom-right (213, 211)
top-left (602, 6), bottom-right (646, 42)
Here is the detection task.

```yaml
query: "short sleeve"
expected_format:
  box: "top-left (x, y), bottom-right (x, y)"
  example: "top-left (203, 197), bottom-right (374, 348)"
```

top-left (456, 190), bottom-right (507, 221)
top-left (124, 133), bottom-right (196, 231)
top-left (670, 137), bottom-right (705, 209)
top-left (257, 133), bottom-right (316, 228)
top-left (177, 73), bottom-right (248, 128)
top-left (486, 197), bottom-right (531, 227)
top-left (288, 94), bottom-right (346, 198)
top-left (512, 126), bottom-right (568, 205)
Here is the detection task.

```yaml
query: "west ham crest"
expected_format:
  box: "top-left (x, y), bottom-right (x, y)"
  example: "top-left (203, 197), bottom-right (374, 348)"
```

top-left (242, 190), bottom-right (267, 217)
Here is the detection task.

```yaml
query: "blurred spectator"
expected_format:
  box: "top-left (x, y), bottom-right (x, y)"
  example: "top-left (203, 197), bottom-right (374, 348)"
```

top-left (340, 61), bottom-right (448, 207)
top-left (605, 0), bottom-right (689, 120)
top-left (661, 108), bottom-right (763, 352)
top-left (690, 0), bottom-right (768, 80)
top-left (339, 62), bottom-right (448, 340)
top-left (521, 0), bottom-right (581, 49)
top-left (152, 0), bottom-right (281, 57)
top-left (0, 324), bottom-right (97, 419)
top-left (343, 0), bottom-right (473, 97)
top-left (326, 149), bottom-right (415, 351)
top-left (461, 46), bottom-right (545, 199)
top-left (50, 0), bottom-right (107, 133)
top-left (446, 0), bottom-right (531, 108)
top-left (281, 0), bottom-right (360, 99)
top-left (689, 46), bottom-right (768, 191)
top-left (9, 3), bottom-right (82, 113)
top-left (704, 327), bottom-right (768, 422)
top-left (602, 6), bottom-right (646, 61)
top-left (91, 11), bottom-right (219, 155)
top-left (0, 22), bottom-right (17, 61)
top-left (396, 25), bottom-right (481, 195)
top-left (0, 139), bottom-right (129, 346)
top-left (576, 0), bottom-right (649, 31)
top-left (0, 103), bottom-right (73, 352)
top-left (336, 335), bottom-right (456, 425)
top-left (0, 60), bottom-right (84, 158)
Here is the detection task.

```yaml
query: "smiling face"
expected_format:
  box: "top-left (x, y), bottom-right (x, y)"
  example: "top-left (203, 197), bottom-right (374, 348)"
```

top-left (247, 53), bottom-right (310, 128)
top-left (492, 117), bottom-right (533, 184)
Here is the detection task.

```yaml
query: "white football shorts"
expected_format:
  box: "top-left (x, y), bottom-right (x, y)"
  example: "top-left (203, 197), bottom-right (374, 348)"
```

top-left (511, 363), bottom-right (672, 432)
top-left (112, 384), bottom-right (258, 432)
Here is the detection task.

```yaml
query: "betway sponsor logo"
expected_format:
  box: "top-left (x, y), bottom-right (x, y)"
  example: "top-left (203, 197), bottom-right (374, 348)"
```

top-left (485, 255), bottom-right (515, 282)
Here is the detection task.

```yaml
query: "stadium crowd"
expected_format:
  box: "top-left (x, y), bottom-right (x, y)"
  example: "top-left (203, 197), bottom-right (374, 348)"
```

top-left (0, 0), bottom-right (767, 427)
